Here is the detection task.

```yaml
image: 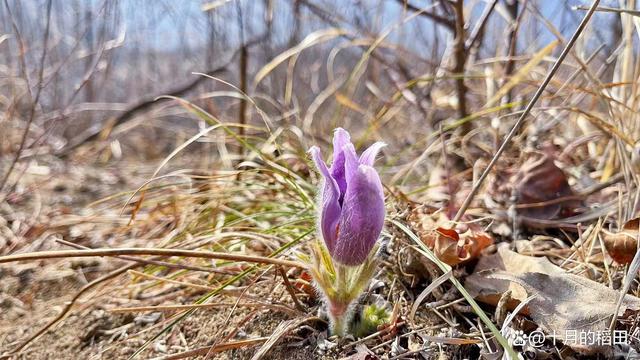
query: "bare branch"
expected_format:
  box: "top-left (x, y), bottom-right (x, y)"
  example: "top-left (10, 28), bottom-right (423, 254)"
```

top-left (0, 0), bottom-right (53, 195)
top-left (395, 0), bottom-right (455, 29)
top-left (451, 0), bottom-right (468, 122)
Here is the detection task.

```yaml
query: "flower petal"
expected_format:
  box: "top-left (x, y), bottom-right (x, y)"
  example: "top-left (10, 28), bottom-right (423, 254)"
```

top-left (310, 146), bottom-right (341, 253)
top-left (333, 164), bottom-right (386, 266)
top-left (342, 143), bottom-right (360, 186)
top-left (330, 128), bottom-right (352, 200)
top-left (359, 141), bottom-right (386, 166)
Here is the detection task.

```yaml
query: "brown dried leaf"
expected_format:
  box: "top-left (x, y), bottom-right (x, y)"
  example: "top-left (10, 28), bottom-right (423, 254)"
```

top-left (498, 272), bottom-right (640, 354)
top-left (467, 244), bottom-right (640, 354)
top-left (514, 155), bottom-right (580, 220)
top-left (602, 217), bottom-right (639, 265)
top-left (409, 210), bottom-right (494, 266)
top-left (466, 243), bottom-right (563, 309)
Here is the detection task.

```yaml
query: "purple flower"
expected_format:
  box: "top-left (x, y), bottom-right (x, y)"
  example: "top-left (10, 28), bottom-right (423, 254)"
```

top-left (310, 128), bottom-right (386, 266)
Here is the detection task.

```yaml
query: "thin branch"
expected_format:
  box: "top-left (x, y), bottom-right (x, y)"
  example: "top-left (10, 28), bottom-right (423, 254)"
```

top-left (396, 0), bottom-right (455, 29)
top-left (56, 63), bottom-right (229, 156)
top-left (465, 0), bottom-right (498, 50)
top-left (57, 31), bottom-right (270, 156)
top-left (278, 266), bottom-right (305, 312)
top-left (574, 5), bottom-right (640, 16)
top-left (56, 239), bottom-right (237, 275)
top-left (0, 248), bottom-right (306, 269)
top-left (237, 0), bottom-right (247, 141)
top-left (0, 0), bottom-right (53, 195)
top-left (502, 0), bottom-right (526, 103)
top-left (451, 0), bottom-right (468, 122)
top-left (452, 0), bottom-right (601, 222)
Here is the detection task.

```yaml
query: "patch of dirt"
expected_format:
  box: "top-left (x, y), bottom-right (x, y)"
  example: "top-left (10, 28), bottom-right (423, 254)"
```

top-left (1, 276), bottom-right (326, 359)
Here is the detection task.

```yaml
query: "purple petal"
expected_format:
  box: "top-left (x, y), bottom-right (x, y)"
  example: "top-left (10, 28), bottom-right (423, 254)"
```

top-left (342, 143), bottom-right (360, 186)
top-left (359, 141), bottom-right (386, 166)
top-left (330, 128), bottom-right (351, 200)
top-left (310, 146), bottom-right (341, 253)
top-left (332, 164), bottom-right (385, 266)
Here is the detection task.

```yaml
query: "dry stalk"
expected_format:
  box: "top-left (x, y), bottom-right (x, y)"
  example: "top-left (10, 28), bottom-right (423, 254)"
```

top-left (0, 248), bottom-right (306, 269)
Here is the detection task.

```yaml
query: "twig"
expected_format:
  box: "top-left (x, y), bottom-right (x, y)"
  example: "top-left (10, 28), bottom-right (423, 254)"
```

top-left (451, 0), bottom-right (468, 123)
top-left (56, 239), bottom-right (237, 274)
top-left (502, 0), bottom-right (525, 103)
top-left (0, 0), bottom-right (53, 195)
top-left (278, 266), bottom-right (305, 312)
top-left (237, 0), bottom-right (247, 141)
top-left (56, 65), bottom-right (228, 156)
top-left (574, 5), bottom-right (640, 16)
top-left (0, 248), bottom-right (306, 269)
top-left (299, 0), bottom-right (423, 87)
top-left (465, 0), bottom-right (498, 50)
top-left (452, 0), bottom-right (602, 223)
top-left (396, 0), bottom-right (455, 29)
top-left (56, 32), bottom-right (269, 156)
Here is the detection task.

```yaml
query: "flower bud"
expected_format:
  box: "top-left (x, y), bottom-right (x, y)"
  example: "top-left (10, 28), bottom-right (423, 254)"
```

top-left (309, 128), bottom-right (385, 266)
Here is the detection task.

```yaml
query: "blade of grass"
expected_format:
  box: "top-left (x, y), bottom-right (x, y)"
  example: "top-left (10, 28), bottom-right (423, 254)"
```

top-left (253, 28), bottom-right (349, 88)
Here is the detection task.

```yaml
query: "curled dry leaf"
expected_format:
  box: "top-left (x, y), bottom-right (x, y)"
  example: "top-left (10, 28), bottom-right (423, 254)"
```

top-left (602, 217), bottom-right (639, 265)
top-left (409, 209), bottom-right (494, 266)
top-left (514, 154), bottom-right (581, 220)
top-left (466, 244), bottom-right (640, 354)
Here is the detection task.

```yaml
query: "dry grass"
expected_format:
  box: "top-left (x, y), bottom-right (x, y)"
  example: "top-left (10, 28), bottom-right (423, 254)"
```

top-left (3, 1), bottom-right (640, 359)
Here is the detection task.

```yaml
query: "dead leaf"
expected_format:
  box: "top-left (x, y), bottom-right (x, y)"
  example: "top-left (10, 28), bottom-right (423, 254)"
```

top-left (467, 244), bottom-right (640, 354)
top-left (602, 217), bottom-right (640, 265)
top-left (409, 210), bottom-right (494, 266)
top-left (514, 155), bottom-right (581, 220)
top-left (428, 227), bottom-right (493, 266)
top-left (497, 271), bottom-right (640, 354)
top-left (466, 243), bottom-right (563, 309)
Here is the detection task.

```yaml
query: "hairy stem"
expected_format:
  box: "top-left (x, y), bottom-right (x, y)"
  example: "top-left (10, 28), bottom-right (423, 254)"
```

top-left (328, 300), bottom-right (350, 336)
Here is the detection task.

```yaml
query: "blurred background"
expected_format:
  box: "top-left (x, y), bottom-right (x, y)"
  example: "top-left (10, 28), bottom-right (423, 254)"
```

top-left (0, 0), bottom-right (625, 162)
top-left (3, 0), bottom-right (639, 249)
